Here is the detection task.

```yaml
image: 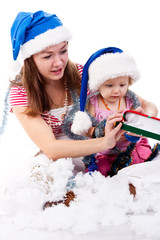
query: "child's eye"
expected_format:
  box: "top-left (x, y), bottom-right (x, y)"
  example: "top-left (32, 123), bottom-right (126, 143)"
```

top-left (120, 84), bottom-right (127, 87)
top-left (107, 84), bottom-right (113, 87)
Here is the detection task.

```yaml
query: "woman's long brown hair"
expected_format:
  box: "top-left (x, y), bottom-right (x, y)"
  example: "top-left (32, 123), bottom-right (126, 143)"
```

top-left (10, 57), bottom-right (81, 116)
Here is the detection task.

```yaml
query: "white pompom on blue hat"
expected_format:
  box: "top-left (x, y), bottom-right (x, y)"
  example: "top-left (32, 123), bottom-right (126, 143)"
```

top-left (11, 10), bottom-right (72, 61)
top-left (71, 47), bottom-right (140, 135)
top-left (71, 111), bottom-right (92, 135)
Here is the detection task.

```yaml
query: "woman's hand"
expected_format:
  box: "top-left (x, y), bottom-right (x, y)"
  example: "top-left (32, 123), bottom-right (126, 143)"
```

top-left (119, 107), bottom-right (143, 141)
top-left (104, 113), bottom-right (124, 149)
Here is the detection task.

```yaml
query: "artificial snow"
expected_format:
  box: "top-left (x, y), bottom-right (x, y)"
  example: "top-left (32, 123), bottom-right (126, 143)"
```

top-left (0, 110), bottom-right (160, 240)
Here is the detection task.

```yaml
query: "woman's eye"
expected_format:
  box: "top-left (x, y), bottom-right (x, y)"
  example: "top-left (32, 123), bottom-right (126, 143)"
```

top-left (60, 49), bottom-right (67, 55)
top-left (44, 55), bottom-right (52, 59)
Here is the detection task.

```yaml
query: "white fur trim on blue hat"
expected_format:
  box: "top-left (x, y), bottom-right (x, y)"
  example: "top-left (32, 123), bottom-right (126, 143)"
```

top-left (20, 26), bottom-right (72, 60)
top-left (88, 52), bottom-right (140, 92)
top-left (71, 111), bottom-right (92, 135)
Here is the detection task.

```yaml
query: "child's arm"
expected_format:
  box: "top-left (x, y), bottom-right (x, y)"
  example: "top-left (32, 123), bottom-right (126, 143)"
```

top-left (137, 95), bottom-right (158, 117)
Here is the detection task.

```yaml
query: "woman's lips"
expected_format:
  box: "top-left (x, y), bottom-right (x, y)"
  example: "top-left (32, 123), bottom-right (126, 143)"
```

top-left (51, 68), bottom-right (62, 75)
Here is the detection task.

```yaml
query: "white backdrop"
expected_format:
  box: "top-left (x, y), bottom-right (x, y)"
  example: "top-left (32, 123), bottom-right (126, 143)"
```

top-left (0, 2), bottom-right (160, 239)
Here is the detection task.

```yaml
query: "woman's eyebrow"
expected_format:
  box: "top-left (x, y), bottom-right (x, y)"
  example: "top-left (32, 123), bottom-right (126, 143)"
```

top-left (41, 51), bottom-right (52, 54)
top-left (61, 43), bottom-right (68, 49)
top-left (41, 43), bottom-right (68, 54)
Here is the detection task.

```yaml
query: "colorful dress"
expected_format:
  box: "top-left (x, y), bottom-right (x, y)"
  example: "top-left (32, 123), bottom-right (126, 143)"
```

top-left (86, 92), bottom-right (153, 177)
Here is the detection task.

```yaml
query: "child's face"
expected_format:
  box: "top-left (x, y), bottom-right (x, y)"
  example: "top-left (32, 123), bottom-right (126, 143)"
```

top-left (99, 76), bottom-right (129, 103)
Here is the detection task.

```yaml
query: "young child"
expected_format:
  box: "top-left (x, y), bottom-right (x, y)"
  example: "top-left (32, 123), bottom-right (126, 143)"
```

top-left (68, 47), bottom-right (159, 177)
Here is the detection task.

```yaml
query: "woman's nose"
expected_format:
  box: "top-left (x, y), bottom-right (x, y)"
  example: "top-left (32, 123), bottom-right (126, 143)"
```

top-left (52, 54), bottom-right (62, 66)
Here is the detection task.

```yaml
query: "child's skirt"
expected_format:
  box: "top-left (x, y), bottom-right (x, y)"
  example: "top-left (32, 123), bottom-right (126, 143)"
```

top-left (86, 138), bottom-right (155, 177)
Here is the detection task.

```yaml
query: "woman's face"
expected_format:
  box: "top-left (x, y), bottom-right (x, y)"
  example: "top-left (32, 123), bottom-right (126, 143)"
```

top-left (33, 41), bottom-right (68, 82)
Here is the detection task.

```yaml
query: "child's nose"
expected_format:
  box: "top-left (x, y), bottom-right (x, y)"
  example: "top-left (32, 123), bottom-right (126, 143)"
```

top-left (113, 87), bottom-right (120, 94)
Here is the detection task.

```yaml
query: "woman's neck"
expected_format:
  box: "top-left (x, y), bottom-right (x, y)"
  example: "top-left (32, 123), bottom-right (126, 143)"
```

top-left (45, 79), bottom-right (65, 108)
top-left (45, 79), bottom-right (73, 109)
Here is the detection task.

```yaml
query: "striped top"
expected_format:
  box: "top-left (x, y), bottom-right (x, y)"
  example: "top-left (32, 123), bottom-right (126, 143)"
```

top-left (9, 64), bottom-right (83, 137)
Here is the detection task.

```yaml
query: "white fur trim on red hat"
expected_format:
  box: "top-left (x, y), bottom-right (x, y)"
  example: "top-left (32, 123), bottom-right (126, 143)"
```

top-left (88, 52), bottom-right (140, 92)
top-left (71, 111), bottom-right (92, 135)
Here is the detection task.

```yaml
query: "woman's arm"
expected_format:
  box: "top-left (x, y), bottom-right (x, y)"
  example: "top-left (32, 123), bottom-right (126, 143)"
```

top-left (13, 106), bottom-right (123, 161)
top-left (137, 95), bottom-right (158, 117)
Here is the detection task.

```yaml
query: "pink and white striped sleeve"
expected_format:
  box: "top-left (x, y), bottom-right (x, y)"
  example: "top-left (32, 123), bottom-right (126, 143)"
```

top-left (9, 86), bottom-right (29, 112)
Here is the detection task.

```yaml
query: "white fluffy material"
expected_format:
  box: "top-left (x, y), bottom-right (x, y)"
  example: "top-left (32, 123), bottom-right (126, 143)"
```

top-left (20, 26), bottom-right (72, 60)
top-left (1, 112), bottom-right (160, 238)
top-left (9, 60), bottom-right (22, 75)
top-left (0, 113), bottom-right (74, 213)
top-left (88, 52), bottom-right (140, 92)
top-left (71, 111), bottom-right (92, 135)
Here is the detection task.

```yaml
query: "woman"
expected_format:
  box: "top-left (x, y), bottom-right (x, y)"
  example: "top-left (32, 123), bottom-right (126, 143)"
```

top-left (9, 10), bottom-right (124, 175)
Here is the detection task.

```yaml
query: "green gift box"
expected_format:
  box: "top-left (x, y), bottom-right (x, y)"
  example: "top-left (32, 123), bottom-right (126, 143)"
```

top-left (119, 110), bottom-right (160, 141)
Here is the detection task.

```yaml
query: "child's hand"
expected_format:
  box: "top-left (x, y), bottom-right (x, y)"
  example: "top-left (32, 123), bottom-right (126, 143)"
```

top-left (134, 106), bottom-right (145, 114)
top-left (134, 106), bottom-right (158, 118)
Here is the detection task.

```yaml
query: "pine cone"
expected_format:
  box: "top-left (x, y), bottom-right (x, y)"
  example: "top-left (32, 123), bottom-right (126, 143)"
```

top-left (43, 190), bottom-right (76, 210)
top-left (64, 190), bottom-right (76, 207)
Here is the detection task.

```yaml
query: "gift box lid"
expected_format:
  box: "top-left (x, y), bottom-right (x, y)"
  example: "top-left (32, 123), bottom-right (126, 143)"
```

top-left (120, 110), bottom-right (160, 141)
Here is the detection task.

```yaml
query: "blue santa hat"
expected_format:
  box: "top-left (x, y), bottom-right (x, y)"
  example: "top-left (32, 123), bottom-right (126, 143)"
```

top-left (11, 10), bottom-right (72, 61)
top-left (71, 47), bottom-right (140, 135)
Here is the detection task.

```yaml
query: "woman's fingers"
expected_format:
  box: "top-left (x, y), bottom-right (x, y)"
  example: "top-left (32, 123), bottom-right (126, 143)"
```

top-left (103, 114), bottom-right (124, 149)
top-left (111, 122), bottom-right (124, 140)
top-left (113, 122), bottom-right (122, 134)
top-left (106, 113), bottom-right (123, 129)
top-left (107, 112), bottom-right (123, 120)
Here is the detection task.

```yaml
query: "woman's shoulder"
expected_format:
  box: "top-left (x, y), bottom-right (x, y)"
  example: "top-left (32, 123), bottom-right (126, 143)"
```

top-left (75, 63), bottom-right (83, 76)
top-left (10, 86), bottom-right (27, 95)
top-left (9, 86), bottom-right (28, 110)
